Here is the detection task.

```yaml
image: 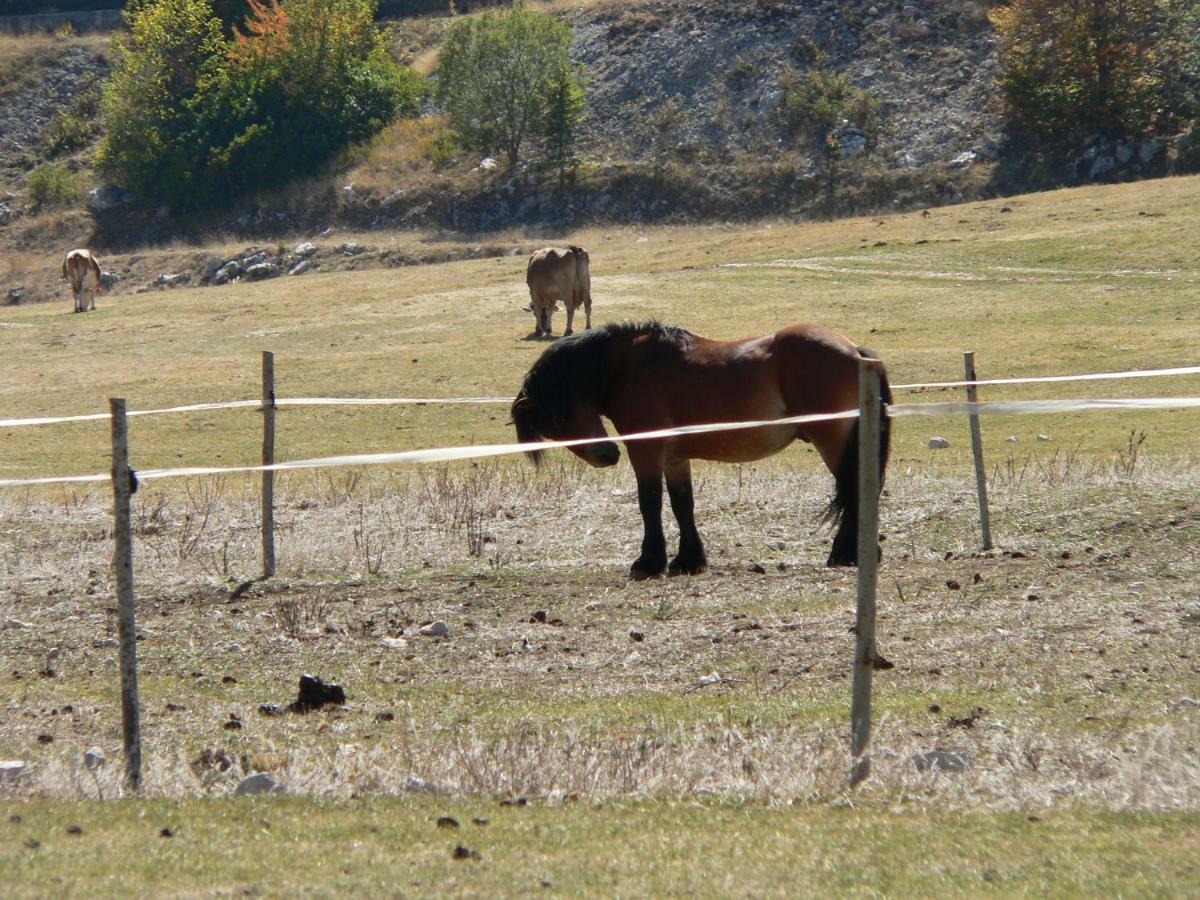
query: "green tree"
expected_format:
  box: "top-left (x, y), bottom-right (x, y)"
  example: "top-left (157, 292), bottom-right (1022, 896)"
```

top-left (97, 0), bottom-right (422, 209)
top-left (435, 1), bottom-right (583, 169)
top-left (990, 0), bottom-right (1197, 159)
top-left (96, 0), bottom-right (225, 204)
top-left (542, 57), bottom-right (586, 181)
top-left (200, 0), bottom-right (422, 198)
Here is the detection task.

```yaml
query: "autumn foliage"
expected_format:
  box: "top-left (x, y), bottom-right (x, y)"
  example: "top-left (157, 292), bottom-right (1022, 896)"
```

top-left (97, 0), bottom-right (423, 209)
top-left (989, 0), bottom-right (1199, 163)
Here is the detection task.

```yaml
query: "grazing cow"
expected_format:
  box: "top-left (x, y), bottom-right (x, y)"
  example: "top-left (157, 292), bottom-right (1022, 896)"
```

top-left (62, 249), bottom-right (103, 313)
top-left (525, 245), bottom-right (592, 338)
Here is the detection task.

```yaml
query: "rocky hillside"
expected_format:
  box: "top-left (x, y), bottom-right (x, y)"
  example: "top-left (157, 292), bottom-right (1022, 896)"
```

top-left (573, 0), bottom-right (1001, 172)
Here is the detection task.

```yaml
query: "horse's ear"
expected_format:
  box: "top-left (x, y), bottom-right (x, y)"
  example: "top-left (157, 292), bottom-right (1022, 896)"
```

top-left (512, 395), bottom-right (533, 412)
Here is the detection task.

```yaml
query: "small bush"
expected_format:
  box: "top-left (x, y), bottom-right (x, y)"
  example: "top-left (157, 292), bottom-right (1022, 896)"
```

top-left (26, 165), bottom-right (78, 207)
top-left (775, 68), bottom-right (879, 154)
top-left (43, 109), bottom-right (92, 156)
top-left (428, 132), bottom-right (460, 169)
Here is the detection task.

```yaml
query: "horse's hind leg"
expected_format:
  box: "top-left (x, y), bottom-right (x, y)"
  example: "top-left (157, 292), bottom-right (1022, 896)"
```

top-left (665, 460), bottom-right (706, 576)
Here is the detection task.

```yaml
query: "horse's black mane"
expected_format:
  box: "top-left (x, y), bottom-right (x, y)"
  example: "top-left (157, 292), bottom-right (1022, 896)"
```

top-left (515, 321), bottom-right (693, 438)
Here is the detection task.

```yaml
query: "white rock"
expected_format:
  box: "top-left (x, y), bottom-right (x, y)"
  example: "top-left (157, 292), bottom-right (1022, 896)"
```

top-left (4, 618), bottom-right (29, 629)
top-left (83, 747), bottom-right (106, 770)
top-left (381, 636), bottom-right (409, 650)
top-left (1036, 434), bottom-right (1051, 441)
top-left (1006, 435), bottom-right (1019, 442)
top-left (288, 260), bottom-right (313, 277)
top-left (235, 773), bottom-right (283, 796)
top-left (46, 647), bottom-right (61, 661)
top-left (479, 157), bottom-right (498, 171)
top-left (419, 621), bottom-right (449, 637)
top-left (928, 436), bottom-right (950, 449)
top-left (0, 761), bottom-right (27, 784)
top-left (227, 643), bottom-right (244, 654)
top-left (293, 241), bottom-right (317, 257)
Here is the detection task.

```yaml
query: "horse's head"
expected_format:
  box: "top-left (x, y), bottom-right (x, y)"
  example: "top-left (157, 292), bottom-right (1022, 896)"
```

top-left (511, 331), bottom-right (621, 469)
top-left (511, 390), bottom-right (620, 468)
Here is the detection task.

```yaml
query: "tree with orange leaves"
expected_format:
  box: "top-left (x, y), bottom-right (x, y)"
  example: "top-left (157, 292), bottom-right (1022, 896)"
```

top-left (990, 0), bottom-right (1198, 168)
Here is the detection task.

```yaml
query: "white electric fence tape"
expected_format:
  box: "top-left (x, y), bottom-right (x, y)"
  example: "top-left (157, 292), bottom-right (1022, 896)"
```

top-left (892, 364), bottom-right (1200, 391)
top-left (3, 362), bottom-right (1197, 430)
top-left (0, 397), bottom-right (510, 429)
top-left (2, 396), bottom-right (1198, 490)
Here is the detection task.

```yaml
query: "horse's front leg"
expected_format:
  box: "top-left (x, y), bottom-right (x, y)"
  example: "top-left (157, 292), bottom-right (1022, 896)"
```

top-left (630, 470), bottom-right (667, 580)
top-left (665, 460), bottom-right (706, 576)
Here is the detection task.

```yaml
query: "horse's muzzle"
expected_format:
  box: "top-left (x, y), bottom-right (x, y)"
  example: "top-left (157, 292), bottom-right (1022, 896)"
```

top-left (585, 441), bottom-right (621, 468)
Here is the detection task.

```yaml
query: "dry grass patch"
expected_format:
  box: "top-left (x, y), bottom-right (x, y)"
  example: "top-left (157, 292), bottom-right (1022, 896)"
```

top-left (0, 32), bottom-right (108, 100)
top-left (1, 457), bottom-right (1197, 809)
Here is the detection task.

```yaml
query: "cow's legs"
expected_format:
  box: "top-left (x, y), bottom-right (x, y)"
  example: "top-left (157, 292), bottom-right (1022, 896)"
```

top-left (87, 288), bottom-right (96, 311)
top-left (73, 290), bottom-right (84, 313)
top-left (564, 300), bottom-right (575, 336)
top-left (665, 460), bottom-right (706, 576)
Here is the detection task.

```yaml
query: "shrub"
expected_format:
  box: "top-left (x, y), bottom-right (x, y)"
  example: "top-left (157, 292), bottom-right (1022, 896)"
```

top-left (775, 67), bottom-right (879, 154)
top-left (27, 164), bottom-right (77, 207)
top-left (43, 109), bottom-right (92, 155)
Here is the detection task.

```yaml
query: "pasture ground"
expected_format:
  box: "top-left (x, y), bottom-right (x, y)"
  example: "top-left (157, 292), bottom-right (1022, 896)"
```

top-left (1, 177), bottom-right (1199, 894)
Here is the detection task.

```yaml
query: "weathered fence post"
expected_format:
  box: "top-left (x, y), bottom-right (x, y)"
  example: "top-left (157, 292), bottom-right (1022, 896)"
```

top-left (261, 351), bottom-right (276, 578)
top-left (109, 398), bottom-right (142, 793)
top-left (850, 358), bottom-right (882, 787)
top-left (964, 351), bottom-right (993, 551)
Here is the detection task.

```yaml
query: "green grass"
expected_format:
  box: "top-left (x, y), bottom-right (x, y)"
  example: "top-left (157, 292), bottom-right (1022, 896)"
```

top-left (1, 798), bottom-right (1197, 897)
top-left (3, 176), bottom-right (1200, 481)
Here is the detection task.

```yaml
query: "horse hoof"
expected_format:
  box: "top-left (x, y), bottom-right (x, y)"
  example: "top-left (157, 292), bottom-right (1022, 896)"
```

top-left (873, 653), bottom-right (894, 671)
top-left (629, 562), bottom-right (665, 581)
top-left (668, 562), bottom-right (707, 577)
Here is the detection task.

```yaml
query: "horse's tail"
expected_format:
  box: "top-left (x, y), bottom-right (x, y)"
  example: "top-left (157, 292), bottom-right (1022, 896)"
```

top-left (825, 348), bottom-right (891, 566)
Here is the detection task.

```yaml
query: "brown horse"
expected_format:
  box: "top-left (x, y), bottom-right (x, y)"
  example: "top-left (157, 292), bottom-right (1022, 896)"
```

top-left (511, 321), bottom-right (891, 578)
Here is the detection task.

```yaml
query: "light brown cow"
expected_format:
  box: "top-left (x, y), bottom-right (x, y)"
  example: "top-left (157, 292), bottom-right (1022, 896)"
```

top-left (62, 248), bottom-right (103, 313)
top-left (525, 245), bottom-right (592, 338)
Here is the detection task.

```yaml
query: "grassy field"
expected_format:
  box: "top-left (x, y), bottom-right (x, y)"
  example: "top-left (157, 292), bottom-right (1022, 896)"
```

top-left (1, 178), bottom-right (1199, 893)
top-left (2, 798), bottom-right (1197, 896)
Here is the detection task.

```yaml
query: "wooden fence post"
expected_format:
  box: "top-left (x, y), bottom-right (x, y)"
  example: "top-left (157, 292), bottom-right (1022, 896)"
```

top-left (964, 351), bottom-right (993, 551)
top-left (109, 398), bottom-right (142, 793)
top-left (850, 359), bottom-right (882, 787)
top-left (261, 351), bottom-right (276, 578)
